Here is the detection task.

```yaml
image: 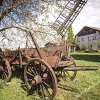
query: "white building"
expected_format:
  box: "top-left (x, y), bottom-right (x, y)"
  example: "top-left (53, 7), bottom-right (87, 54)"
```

top-left (75, 26), bottom-right (100, 50)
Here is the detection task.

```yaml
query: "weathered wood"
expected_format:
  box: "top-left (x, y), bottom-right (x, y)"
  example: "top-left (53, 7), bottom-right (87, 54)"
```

top-left (29, 31), bottom-right (42, 59)
top-left (0, 67), bottom-right (2, 70)
top-left (66, 44), bottom-right (71, 60)
top-left (58, 61), bottom-right (74, 67)
top-left (64, 66), bottom-right (99, 71)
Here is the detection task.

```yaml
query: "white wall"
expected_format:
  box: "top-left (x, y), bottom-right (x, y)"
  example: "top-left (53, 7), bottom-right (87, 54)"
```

top-left (75, 31), bottom-right (100, 50)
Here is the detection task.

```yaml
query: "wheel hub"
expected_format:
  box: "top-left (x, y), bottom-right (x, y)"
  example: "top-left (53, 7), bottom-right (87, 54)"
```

top-left (33, 75), bottom-right (42, 84)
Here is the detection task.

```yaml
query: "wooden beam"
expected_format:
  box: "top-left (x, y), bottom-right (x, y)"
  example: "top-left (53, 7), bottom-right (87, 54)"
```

top-left (64, 66), bottom-right (99, 71)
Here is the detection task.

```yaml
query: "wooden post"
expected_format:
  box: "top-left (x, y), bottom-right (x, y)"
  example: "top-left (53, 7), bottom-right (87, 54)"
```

top-left (28, 31), bottom-right (42, 59)
top-left (66, 44), bottom-right (70, 60)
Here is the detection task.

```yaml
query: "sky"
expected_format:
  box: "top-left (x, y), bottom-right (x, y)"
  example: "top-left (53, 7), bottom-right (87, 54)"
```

top-left (1, 0), bottom-right (100, 48)
top-left (72, 0), bottom-right (100, 35)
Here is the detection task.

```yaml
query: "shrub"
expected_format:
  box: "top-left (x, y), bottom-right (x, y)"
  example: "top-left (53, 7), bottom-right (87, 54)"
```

top-left (85, 44), bottom-right (92, 53)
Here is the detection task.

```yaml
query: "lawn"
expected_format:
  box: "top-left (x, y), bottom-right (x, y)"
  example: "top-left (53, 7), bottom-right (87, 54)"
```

top-left (0, 52), bottom-right (100, 100)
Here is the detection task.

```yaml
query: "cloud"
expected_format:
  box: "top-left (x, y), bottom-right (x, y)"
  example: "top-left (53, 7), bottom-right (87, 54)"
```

top-left (73, 0), bottom-right (100, 35)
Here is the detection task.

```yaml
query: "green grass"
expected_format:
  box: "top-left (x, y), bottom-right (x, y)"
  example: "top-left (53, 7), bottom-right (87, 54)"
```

top-left (71, 52), bottom-right (100, 66)
top-left (0, 52), bottom-right (100, 100)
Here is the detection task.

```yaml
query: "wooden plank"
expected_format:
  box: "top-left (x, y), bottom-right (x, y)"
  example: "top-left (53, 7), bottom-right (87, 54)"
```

top-left (58, 61), bottom-right (74, 67)
top-left (64, 66), bottom-right (99, 71)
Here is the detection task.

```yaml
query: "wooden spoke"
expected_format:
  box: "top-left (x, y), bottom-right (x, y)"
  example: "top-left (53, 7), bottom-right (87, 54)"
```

top-left (26, 71), bottom-right (34, 77)
top-left (35, 85), bottom-right (39, 94)
top-left (42, 81), bottom-right (51, 88)
top-left (1, 59), bottom-right (12, 82)
top-left (29, 62), bottom-right (38, 75)
top-left (29, 67), bottom-right (36, 76)
top-left (3, 69), bottom-right (9, 74)
top-left (32, 62), bottom-right (38, 75)
top-left (27, 79), bottom-right (33, 82)
top-left (41, 83), bottom-right (51, 97)
top-left (37, 63), bottom-right (42, 75)
top-left (66, 57), bottom-right (77, 80)
top-left (39, 84), bottom-right (45, 98)
top-left (66, 71), bottom-right (72, 76)
top-left (41, 68), bottom-right (48, 78)
top-left (2, 71), bottom-right (7, 79)
top-left (57, 56), bottom-right (77, 80)
top-left (24, 58), bottom-right (57, 99)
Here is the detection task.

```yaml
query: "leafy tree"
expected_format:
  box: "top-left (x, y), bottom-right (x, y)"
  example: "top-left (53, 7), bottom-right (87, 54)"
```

top-left (67, 25), bottom-right (75, 44)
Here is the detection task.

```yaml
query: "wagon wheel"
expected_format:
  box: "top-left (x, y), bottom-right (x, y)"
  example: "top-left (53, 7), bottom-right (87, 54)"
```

top-left (1, 58), bottom-right (12, 82)
top-left (24, 58), bottom-right (57, 99)
top-left (65, 56), bottom-right (77, 80)
top-left (57, 56), bottom-right (77, 80)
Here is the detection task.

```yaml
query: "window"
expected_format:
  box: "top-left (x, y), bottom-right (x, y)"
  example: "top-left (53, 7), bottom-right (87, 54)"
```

top-left (88, 37), bottom-right (90, 41)
top-left (93, 36), bottom-right (97, 40)
top-left (82, 38), bottom-right (84, 42)
top-left (77, 38), bottom-right (80, 42)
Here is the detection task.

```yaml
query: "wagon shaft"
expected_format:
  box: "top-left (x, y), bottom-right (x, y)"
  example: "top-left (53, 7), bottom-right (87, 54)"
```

top-left (64, 66), bottom-right (99, 71)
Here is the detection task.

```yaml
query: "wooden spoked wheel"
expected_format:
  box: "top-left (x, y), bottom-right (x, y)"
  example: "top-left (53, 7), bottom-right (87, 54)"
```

top-left (65, 56), bottom-right (77, 80)
top-left (1, 58), bottom-right (12, 82)
top-left (56, 56), bottom-right (77, 81)
top-left (24, 58), bottom-right (57, 99)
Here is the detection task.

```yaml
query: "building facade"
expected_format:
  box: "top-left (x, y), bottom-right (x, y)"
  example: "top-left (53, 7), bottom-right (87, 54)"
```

top-left (75, 26), bottom-right (100, 50)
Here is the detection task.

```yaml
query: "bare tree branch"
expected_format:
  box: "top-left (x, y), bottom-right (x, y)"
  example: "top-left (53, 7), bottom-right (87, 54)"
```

top-left (0, 0), bottom-right (19, 21)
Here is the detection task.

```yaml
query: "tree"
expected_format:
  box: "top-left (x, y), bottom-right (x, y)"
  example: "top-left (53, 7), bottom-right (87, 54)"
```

top-left (0, 0), bottom-right (3, 5)
top-left (67, 25), bottom-right (75, 44)
top-left (0, 0), bottom-right (68, 48)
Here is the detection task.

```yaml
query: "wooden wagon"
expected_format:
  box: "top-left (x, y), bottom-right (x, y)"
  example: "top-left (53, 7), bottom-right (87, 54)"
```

top-left (0, 32), bottom-right (99, 99)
